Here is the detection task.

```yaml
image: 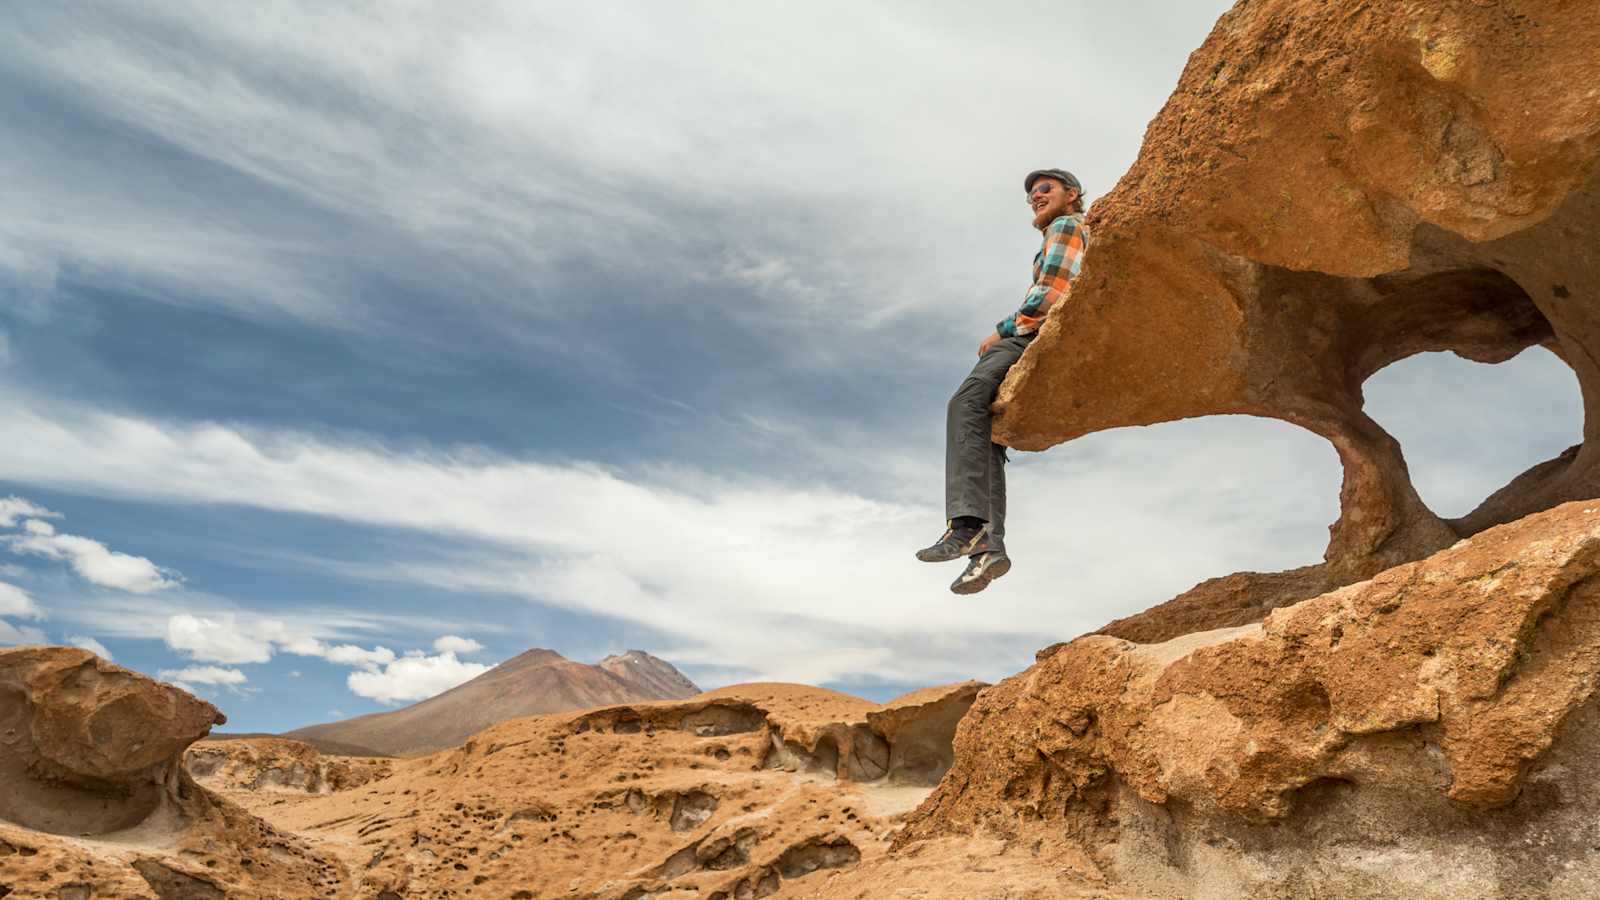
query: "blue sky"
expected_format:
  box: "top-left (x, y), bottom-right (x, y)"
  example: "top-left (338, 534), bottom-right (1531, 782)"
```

top-left (0, 1), bottom-right (1583, 732)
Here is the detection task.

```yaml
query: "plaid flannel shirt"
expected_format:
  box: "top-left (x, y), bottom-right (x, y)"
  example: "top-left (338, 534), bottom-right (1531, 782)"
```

top-left (997, 213), bottom-right (1090, 338)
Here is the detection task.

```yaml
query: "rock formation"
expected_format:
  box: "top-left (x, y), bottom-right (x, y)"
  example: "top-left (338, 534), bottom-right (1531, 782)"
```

top-left (186, 738), bottom-right (393, 795)
top-left (285, 648), bottom-right (701, 757)
top-left (0, 646), bottom-right (223, 837)
top-left (4, 648), bottom-right (992, 898)
top-left (992, 0), bottom-right (1600, 640)
top-left (7, 3), bottom-right (1600, 898)
top-left (186, 682), bottom-right (984, 898)
top-left (0, 647), bottom-right (352, 899)
top-left (903, 502), bottom-right (1600, 897)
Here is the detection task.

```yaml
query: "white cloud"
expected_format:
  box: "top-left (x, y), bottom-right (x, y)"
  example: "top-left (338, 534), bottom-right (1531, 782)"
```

top-left (0, 496), bottom-right (59, 528)
top-left (65, 635), bottom-right (113, 660)
top-left (0, 1), bottom-right (1233, 347)
top-left (0, 619), bottom-right (48, 645)
top-left (0, 387), bottom-right (1353, 687)
top-left (322, 643), bottom-right (396, 671)
top-left (0, 582), bottom-right (43, 620)
top-left (346, 651), bottom-right (490, 705)
top-left (158, 665), bottom-right (247, 686)
top-left (433, 634), bottom-right (483, 654)
top-left (158, 612), bottom-right (446, 692)
top-left (165, 613), bottom-right (274, 664)
top-left (7, 523), bottom-right (180, 593)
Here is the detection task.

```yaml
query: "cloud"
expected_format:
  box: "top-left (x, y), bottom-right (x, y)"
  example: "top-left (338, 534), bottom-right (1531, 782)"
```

top-left (158, 665), bottom-right (247, 685)
top-left (0, 581), bottom-right (42, 619)
top-left (158, 611), bottom-right (467, 705)
top-left (0, 496), bottom-right (58, 528)
top-left (433, 635), bottom-right (484, 655)
top-left (322, 644), bottom-right (396, 671)
top-left (0, 0), bottom-right (1233, 360)
top-left (2, 508), bottom-right (180, 594)
top-left (0, 619), bottom-right (47, 645)
top-left (345, 651), bottom-right (491, 705)
top-left (165, 614), bottom-right (274, 664)
top-left (0, 385), bottom-right (1356, 687)
top-left (65, 635), bottom-right (113, 660)
top-left (8, 528), bottom-right (180, 593)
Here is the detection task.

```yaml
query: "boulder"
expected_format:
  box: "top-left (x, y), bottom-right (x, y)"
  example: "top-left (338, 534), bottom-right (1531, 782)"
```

top-left (992, 0), bottom-right (1600, 640)
top-left (904, 502), bottom-right (1600, 896)
top-left (0, 646), bottom-right (224, 836)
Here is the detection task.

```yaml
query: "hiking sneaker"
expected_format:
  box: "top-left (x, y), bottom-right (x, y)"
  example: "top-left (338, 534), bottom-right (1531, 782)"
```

top-left (951, 551), bottom-right (1011, 595)
top-left (915, 524), bottom-right (995, 563)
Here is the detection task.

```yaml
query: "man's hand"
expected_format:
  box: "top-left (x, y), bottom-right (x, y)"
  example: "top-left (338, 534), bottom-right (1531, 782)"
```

top-left (978, 332), bottom-right (1001, 357)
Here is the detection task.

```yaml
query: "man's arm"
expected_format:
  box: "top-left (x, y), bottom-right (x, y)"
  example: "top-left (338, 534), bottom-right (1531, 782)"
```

top-left (997, 216), bottom-right (1089, 338)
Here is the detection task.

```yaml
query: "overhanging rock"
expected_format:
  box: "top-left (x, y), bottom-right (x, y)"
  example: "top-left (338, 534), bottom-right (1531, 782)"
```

top-left (993, 0), bottom-right (1600, 640)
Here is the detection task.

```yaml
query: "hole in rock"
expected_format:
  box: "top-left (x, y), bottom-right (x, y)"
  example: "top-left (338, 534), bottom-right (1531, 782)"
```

top-left (1363, 347), bottom-right (1581, 519)
top-left (1003, 415), bottom-right (1340, 625)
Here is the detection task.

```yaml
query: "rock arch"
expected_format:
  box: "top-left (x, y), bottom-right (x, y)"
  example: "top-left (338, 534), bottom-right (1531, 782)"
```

top-left (992, 0), bottom-right (1600, 642)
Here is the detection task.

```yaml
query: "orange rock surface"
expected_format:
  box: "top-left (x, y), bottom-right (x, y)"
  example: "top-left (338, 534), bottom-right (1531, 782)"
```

top-left (0, 648), bottom-right (350, 899)
top-left (906, 503), bottom-right (1600, 896)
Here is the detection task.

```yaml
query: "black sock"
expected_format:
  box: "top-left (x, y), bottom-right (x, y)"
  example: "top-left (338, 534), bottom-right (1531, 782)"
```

top-left (952, 516), bottom-right (984, 533)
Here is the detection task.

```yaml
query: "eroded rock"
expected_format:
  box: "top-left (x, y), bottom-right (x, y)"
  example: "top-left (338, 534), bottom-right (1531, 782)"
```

top-left (185, 738), bottom-right (393, 795)
top-left (0, 646), bottom-right (224, 836)
top-left (904, 503), bottom-right (1600, 896)
top-left (992, 0), bottom-right (1600, 641)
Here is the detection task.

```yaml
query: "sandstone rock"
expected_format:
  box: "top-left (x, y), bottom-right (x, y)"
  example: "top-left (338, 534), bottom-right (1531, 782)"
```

top-left (0, 647), bottom-right (353, 898)
top-left (0, 646), bottom-right (223, 836)
top-left (174, 683), bottom-right (986, 898)
top-left (904, 502), bottom-right (1600, 897)
top-left (185, 738), bottom-right (393, 795)
top-left (991, 0), bottom-right (1600, 640)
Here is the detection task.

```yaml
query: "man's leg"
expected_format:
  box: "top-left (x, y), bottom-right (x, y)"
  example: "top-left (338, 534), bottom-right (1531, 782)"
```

top-left (987, 440), bottom-right (1007, 553)
top-left (946, 336), bottom-right (1030, 526)
top-left (919, 335), bottom-right (1031, 564)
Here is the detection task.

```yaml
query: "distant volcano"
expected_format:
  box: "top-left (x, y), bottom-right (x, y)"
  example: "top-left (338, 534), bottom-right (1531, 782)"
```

top-left (279, 649), bottom-right (700, 757)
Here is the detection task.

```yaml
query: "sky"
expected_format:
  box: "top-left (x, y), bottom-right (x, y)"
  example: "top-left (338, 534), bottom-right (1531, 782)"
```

top-left (0, 1), bottom-right (1583, 732)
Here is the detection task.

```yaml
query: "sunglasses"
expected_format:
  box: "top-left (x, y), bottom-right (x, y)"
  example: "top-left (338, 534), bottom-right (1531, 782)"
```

top-left (1027, 182), bottom-right (1072, 200)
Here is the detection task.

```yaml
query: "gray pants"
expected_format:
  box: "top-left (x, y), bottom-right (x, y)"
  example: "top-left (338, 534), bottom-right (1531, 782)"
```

top-left (945, 333), bottom-right (1034, 552)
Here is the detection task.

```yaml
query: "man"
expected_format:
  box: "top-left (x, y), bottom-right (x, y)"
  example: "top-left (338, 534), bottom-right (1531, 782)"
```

top-left (915, 168), bottom-right (1090, 594)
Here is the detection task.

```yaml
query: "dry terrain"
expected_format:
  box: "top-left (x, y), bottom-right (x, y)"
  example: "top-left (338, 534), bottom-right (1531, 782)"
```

top-left (5, 1), bottom-right (1600, 896)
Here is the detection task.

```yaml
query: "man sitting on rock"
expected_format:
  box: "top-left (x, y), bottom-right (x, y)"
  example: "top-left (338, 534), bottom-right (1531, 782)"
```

top-left (916, 168), bottom-right (1090, 594)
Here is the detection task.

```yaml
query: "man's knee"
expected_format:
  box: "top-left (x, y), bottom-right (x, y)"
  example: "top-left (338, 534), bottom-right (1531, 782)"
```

top-left (950, 375), bottom-right (999, 415)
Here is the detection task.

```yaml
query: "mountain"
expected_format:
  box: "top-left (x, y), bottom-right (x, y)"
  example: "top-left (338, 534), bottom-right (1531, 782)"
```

top-left (598, 649), bottom-right (701, 697)
top-left (283, 648), bottom-right (700, 757)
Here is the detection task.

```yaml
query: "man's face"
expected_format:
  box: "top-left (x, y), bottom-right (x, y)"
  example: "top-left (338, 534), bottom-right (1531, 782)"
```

top-left (1028, 177), bottom-right (1078, 226)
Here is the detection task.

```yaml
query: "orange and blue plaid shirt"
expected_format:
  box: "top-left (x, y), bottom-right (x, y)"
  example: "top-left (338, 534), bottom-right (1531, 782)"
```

top-left (997, 213), bottom-right (1090, 338)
